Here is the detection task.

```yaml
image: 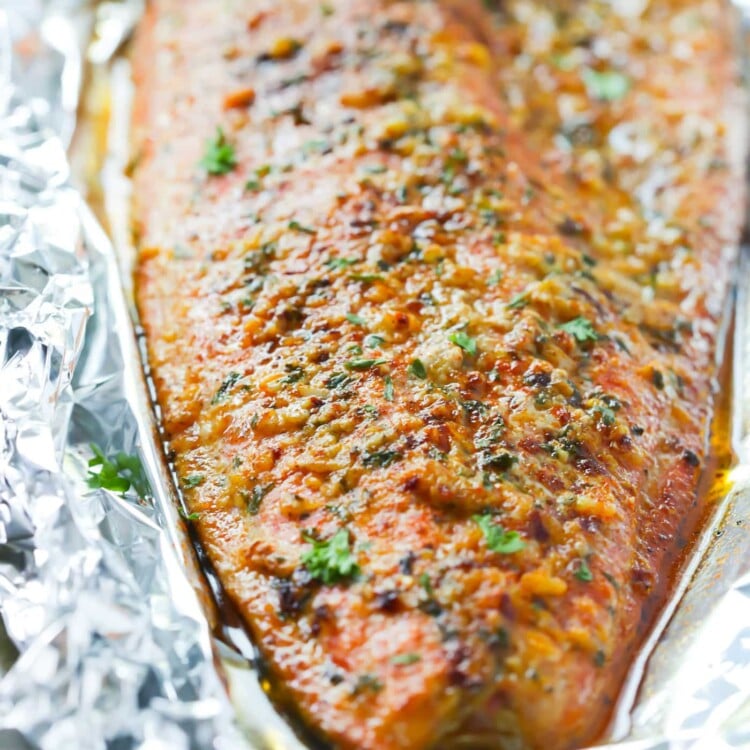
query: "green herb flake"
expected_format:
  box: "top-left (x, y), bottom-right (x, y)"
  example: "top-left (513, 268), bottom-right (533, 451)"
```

top-left (200, 127), bottom-right (237, 175)
top-left (345, 358), bottom-right (388, 371)
top-left (418, 572), bottom-right (433, 594)
top-left (506, 293), bottom-right (528, 310)
top-left (349, 273), bottom-right (384, 283)
top-left (246, 484), bottom-right (273, 515)
top-left (362, 450), bottom-right (402, 468)
top-left (390, 653), bottom-right (421, 666)
top-left (384, 375), bottom-right (395, 401)
top-left (575, 558), bottom-right (594, 582)
top-left (86, 444), bottom-right (149, 498)
top-left (449, 330), bottom-right (477, 356)
top-left (183, 473), bottom-right (205, 489)
top-left (301, 527), bottom-right (360, 584)
top-left (288, 220), bottom-right (316, 235)
top-left (280, 365), bottom-right (305, 385)
top-left (473, 513), bottom-right (526, 554)
top-left (582, 68), bottom-right (631, 102)
top-left (488, 269), bottom-right (503, 285)
top-left (179, 508), bottom-right (201, 522)
top-left (364, 334), bottom-right (385, 349)
top-left (346, 312), bottom-right (367, 326)
top-left (558, 316), bottom-right (598, 343)
top-left (408, 358), bottom-right (427, 379)
top-left (326, 257), bottom-right (358, 270)
top-left (212, 371), bottom-right (242, 404)
top-left (326, 372), bottom-right (354, 389)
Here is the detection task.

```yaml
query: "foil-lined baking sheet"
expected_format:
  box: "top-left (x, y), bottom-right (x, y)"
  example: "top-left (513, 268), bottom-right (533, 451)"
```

top-left (2, 2), bottom-right (750, 749)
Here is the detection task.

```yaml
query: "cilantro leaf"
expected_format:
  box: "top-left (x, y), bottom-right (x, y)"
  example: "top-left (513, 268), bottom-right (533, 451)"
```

top-left (200, 127), bottom-right (237, 175)
top-left (346, 312), bottom-right (366, 326)
top-left (301, 528), bottom-right (360, 584)
top-left (582, 68), bottom-right (631, 102)
top-left (473, 513), bottom-right (525, 554)
top-left (449, 330), bottom-right (477, 356)
top-left (558, 316), bottom-right (598, 343)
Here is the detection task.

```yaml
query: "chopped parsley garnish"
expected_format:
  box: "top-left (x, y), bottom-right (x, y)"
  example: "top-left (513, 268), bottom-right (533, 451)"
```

top-left (364, 334), bottom-right (385, 348)
top-left (349, 273), bottom-right (383, 283)
top-left (390, 653), bottom-right (421, 666)
top-left (346, 312), bottom-right (366, 326)
top-left (408, 358), bottom-right (427, 379)
top-left (488, 269), bottom-right (503, 285)
top-left (362, 450), bottom-right (402, 468)
top-left (558, 316), bottom-right (598, 343)
top-left (575, 559), bottom-right (593, 582)
top-left (345, 358), bottom-right (387, 371)
top-left (473, 513), bottom-right (525, 554)
top-left (326, 372), bottom-right (354, 389)
top-left (582, 68), bottom-right (631, 102)
top-left (353, 673), bottom-right (383, 694)
top-left (326, 257), bottom-right (358, 270)
top-left (179, 508), bottom-right (201, 522)
top-left (481, 452), bottom-right (517, 471)
top-left (86, 444), bottom-right (149, 498)
top-left (280, 365), bottom-right (305, 384)
top-left (246, 484), bottom-right (273, 515)
top-left (384, 375), bottom-right (395, 401)
top-left (183, 473), bottom-right (205, 489)
top-left (212, 371), bottom-right (241, 403)
top-left (288, 220), bottom-right (316, 234)
top-left (200, 127), bottom-right (237, 175)
top-left (301, 527), bottom-right (360, 584)
top-left (418, 573), bottom-right (433, 594)
top-left (449, 330), bottom-right (477, 356)
top-left (506, 293), bottom-right (528, 310)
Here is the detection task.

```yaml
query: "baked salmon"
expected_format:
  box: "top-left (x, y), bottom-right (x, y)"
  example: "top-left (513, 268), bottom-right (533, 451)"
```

top-left (132, 1), bottom-right (746, 748)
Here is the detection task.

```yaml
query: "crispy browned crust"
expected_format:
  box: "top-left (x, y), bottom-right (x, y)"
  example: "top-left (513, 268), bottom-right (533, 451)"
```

top-left (132, 2), bottom-right (746, 749)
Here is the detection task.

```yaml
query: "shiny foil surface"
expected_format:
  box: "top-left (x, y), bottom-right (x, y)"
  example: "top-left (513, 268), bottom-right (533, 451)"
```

top-left (2, 2), bottom-right (750, 750)
top-left (0, 2), bottom-right (242, 748)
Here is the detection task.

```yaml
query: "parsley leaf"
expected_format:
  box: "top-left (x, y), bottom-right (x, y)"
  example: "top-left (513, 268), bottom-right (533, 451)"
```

top-left (558, 316), bottom-right (598, 343)
top-left (345, 358), bottom-right (388, 371)
top-left (473, 513), bottom-right (525, 554)
top-left (449, 330), bottom-right (477, 356)
top-left (390, 653), bottom-right (421, 665)
top-left (212, 371), bottom-right (242, 404)
top-left (301, 528), bottom-right (360, 584)
top-left (183, 473), bottom-right (205, 489)
top-left (346, 312), bottom-right (366, 326)
top-left (582, 68), bottom-right (631, 102)
top-left (408, 358), bottom-right (427, 379)
top-left (326, 257), bottom-right (358, 270)
top-left (87, 444), bottom-right (149, 498)
top-left (288, 219), bottom-right (316, 235)
top-left (575, 558), bottom-right (593, 582)
top-left (384, 374), bottom-right (394, 401)
top-left (349, 273), bottom-right (384, 283)
top-left (506, 293), bottom-right (528, 310)
top-left (362, 450), bottom-right (402, 468)
top-left (200, 127), bottom-right (237, 175)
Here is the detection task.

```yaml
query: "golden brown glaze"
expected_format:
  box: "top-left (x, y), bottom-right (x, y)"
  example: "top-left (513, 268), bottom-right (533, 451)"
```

top-left (132, 2), bottom-right (745, 748)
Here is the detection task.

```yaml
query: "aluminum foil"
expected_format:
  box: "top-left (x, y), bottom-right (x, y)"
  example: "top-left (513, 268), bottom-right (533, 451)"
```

top-left (0, 2), bottom-right (244, 748)
top-left (3, 2), bottom-right (750, 750)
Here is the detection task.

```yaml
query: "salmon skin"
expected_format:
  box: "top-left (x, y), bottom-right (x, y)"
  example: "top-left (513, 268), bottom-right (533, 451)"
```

top-left (132, 1), bottom-right (745, 748)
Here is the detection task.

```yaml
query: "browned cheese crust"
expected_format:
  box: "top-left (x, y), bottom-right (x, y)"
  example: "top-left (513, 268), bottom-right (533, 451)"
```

top-left (132, 2), bottom-right (746, 748)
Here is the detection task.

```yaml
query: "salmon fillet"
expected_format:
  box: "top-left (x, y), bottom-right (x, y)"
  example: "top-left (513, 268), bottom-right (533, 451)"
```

top-left (132, 2), bottom-right (746, 748)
